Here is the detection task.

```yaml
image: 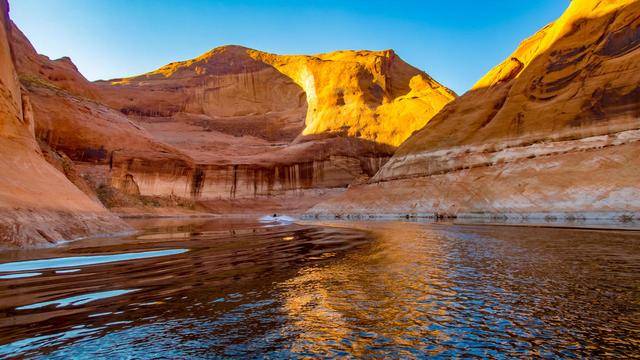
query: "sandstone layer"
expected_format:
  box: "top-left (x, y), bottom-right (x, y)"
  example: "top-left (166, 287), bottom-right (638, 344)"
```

top-left (0, 1), bottom-right (128, 247)
top-left (309, 0), bottom-right (640, 219)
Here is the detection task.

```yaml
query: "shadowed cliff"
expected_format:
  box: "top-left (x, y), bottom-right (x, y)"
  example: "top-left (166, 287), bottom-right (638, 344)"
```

top-left (0, 0), bottom-right (129, 246)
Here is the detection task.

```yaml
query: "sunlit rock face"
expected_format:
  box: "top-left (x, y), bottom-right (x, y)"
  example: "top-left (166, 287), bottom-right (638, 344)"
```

top-left (0, 1), bottom-right (128, 246)
top-left (96, 45), bottom-right (308, 143)
top-left (8, 23), bottom-right (435, 208)
top-left (89, 45), bottom-right (452, 204)
top-left (249, 49), bottom-right (456, 146)
top-left (309, 0), bottom-right (640, 218)
top-left (393, 0), bottom-right (640, 161)
top-left (8, 27), bottom-right (395, 207)
top-left (97, 46), bottom-right (455, 147)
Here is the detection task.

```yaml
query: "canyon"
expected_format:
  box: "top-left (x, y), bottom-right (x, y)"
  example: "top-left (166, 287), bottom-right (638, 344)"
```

top-left (92, 45), bottom-right (454, 213)
top-left (0, 0), bottom-right (639, 247)
top-left (0, 1), bottom-right (638, 357)
top-left (0, 0), bottom-right (455, 245)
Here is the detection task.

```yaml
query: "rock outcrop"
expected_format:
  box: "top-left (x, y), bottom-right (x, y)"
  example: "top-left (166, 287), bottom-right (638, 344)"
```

top-left (10, 22), bottom-right (187, 164)
top-left (0, 1), bottom-right (128, 246)
top-left (308, 0), bottom-right (640, 219)
top-left (249, 49), bottom-right (456, 146)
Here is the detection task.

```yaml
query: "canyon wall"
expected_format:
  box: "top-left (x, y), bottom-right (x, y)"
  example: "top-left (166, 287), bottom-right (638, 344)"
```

top-left (0, 1), bottom-right (128, 246)
top-left (10, 26), bottom-right (447, 213)
top-left (97, 46), bottom-right (455, 147)
top-left (111, 141), bottom-right (390, 200)
top-left (90, 46), bottom-right (452, 207)
top-left (308, 0), bottom-right (640, 220)
top-left (10, 23), bottom-right (188, 164)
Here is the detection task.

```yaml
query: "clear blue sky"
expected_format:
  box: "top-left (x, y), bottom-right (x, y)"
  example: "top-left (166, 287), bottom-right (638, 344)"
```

top-left (10, 0), bottom-right (567, 94)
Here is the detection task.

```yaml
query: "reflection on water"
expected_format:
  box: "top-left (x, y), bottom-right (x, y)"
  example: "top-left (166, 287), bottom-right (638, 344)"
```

top-left (0, 249), bottom-right (188, 272)
top-left (0, 219), bottom-right (638, 358)
top-left (17, 289), bottom-right (139, 310)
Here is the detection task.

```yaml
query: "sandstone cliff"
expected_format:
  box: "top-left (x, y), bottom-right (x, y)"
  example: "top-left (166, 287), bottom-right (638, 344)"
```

top-left (98, 46), bottom-right (455, 147)
top-left (7, 20), bottom-right (455, 215)
top-left (0, 1), bottom-right (128, 246)
top-left (309, 0), bottom-right (640, 219)
top-left (91, 46), bottom-right (453, 209)
top-left (10, 23), bottom-right (188, 165)
top-left (8, 19), bottom-right (454, 216)
top-left (249, 49), bottom-right (456, 146)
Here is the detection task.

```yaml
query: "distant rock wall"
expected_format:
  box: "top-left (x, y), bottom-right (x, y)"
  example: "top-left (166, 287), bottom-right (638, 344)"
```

top-left (96, 46), bottom-right (456, 147)
top-left (251, 49), bottom-right (456, 146)
top-left (111, 154), bottom-right (389, 200)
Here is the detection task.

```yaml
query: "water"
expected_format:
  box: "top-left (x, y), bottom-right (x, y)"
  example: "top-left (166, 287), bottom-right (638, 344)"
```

top-left (0, 219), bottom-right (638, 358)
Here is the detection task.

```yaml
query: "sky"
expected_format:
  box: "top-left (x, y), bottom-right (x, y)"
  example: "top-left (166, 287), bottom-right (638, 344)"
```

top-left (10, 0), bottom-right (567, 94)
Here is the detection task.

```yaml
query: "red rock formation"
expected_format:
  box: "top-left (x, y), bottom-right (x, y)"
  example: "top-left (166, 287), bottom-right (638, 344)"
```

top-left (249, 49), bottom-right (456, 146)
top-left (0, 0), bottom-right (128, 246)
top-left (90, 46), bottom-right (453, 207)
top-left (309, 0), bottom-right (640, 219)
top-left (97, 46), bottom-right (455, 147)
top-left (7, 18), bottom-right (454, 215)
top-left (10, 23), bottom-right (100, 100)
top-left (10, 22), bottom-right (187, 165)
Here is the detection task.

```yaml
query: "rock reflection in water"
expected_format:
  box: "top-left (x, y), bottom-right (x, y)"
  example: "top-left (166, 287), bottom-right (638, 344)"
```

top-left (0, 219), bottom-right (637, 358)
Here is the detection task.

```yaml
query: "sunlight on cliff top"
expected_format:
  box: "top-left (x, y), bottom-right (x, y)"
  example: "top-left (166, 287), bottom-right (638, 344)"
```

top-left (473, 0), bottom-right (634, 90)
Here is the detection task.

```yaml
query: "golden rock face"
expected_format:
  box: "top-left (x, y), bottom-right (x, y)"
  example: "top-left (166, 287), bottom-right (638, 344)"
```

top-left (397, 0), bottom-right (640, 157)
top-left (83, 45), bottom-right (455, 208)
top-left (98, 45), bottom-right (308, 143)
top-left (98, 46), bottom-right (455, 147)
top-left (250, 49), bottom-right (456, 146)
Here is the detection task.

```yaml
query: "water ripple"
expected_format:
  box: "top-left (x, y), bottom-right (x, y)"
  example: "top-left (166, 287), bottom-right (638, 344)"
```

top-left (0, 220), bottom-right (637, 358)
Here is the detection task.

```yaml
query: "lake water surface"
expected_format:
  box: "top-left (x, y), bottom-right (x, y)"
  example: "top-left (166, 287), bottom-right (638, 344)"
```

top-left (0, 219), bottom-right (638, 358)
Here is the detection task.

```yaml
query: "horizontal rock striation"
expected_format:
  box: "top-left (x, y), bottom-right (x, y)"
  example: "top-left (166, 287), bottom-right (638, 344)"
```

top-left (308, 141), bottom-right (640, 219)
top-left (110, 139), bottom-right (391, 201)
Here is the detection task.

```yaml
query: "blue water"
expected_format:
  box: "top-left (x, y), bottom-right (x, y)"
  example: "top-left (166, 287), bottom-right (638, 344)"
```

top-left (0, 219), bottom-right (637, 358)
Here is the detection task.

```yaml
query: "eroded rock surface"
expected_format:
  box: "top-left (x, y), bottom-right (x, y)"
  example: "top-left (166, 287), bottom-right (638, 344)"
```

top-left (89, 45), bottom-right (453, 205)
top-left (309, 0), bottom-right (640, 219)
top-left (97, 46), bottom-right (455, 147)
top-left (5, 15), bottom-right (454, 219)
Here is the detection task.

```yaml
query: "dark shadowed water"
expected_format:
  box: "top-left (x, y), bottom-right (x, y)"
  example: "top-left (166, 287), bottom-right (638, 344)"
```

top-left (0, 219), bottom-right (638, 358)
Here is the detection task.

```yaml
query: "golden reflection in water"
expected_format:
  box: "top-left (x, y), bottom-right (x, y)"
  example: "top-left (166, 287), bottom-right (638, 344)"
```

top-left (279, 222), bottom-right (452, 357)
top-left (1, 219), bottom-right (637, 357)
